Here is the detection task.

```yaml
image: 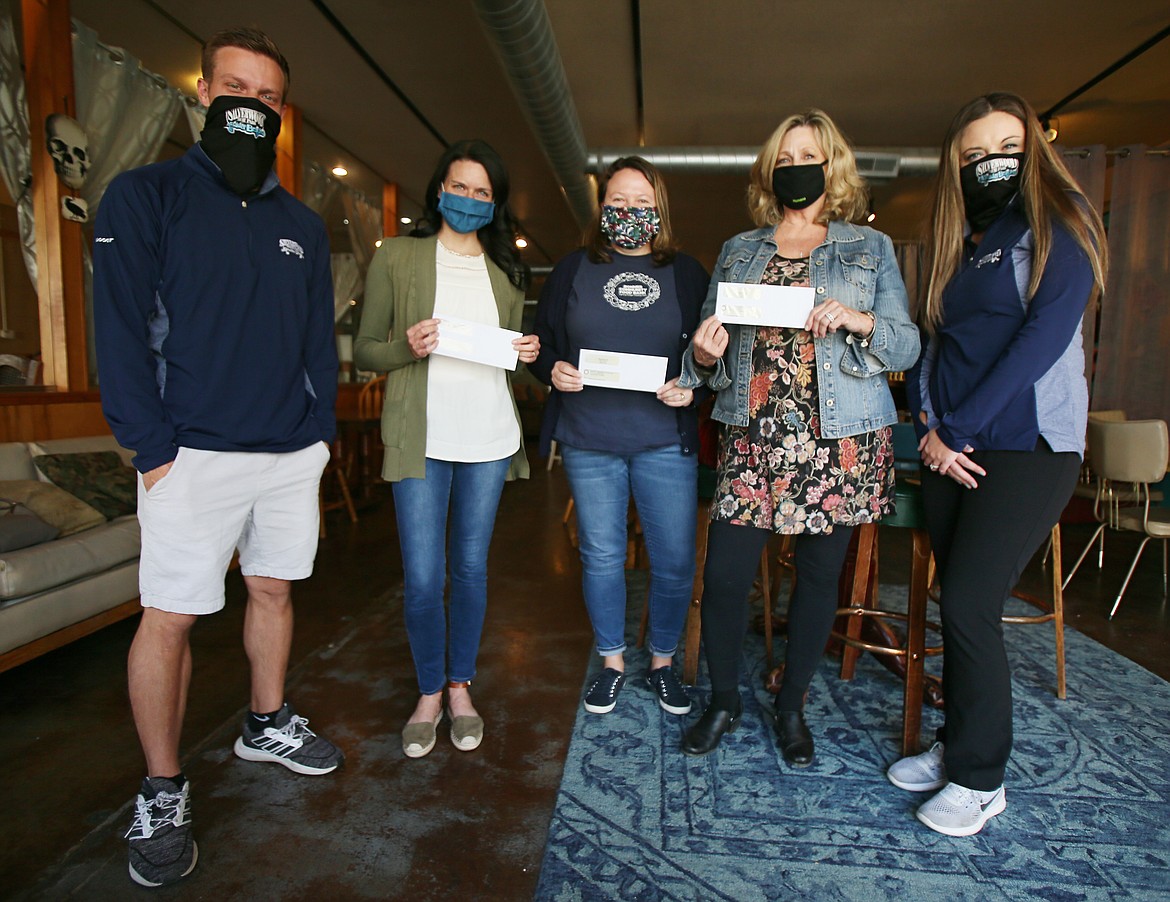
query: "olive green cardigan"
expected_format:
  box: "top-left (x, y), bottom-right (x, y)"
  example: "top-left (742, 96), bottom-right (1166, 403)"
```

top-left (353, 235), bottom-right (530, 483)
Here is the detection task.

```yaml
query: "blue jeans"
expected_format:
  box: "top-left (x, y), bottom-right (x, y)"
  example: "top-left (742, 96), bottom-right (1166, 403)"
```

top-left (392, 456), bottom-right (510, 695)
top-left (561, 444), bottom-right (697, 658)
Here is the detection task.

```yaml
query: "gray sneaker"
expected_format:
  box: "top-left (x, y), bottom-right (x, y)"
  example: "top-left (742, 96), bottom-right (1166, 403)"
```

top-left (233, 702), bottom-right (343, 775)
top-left (916, 782), bottom-right (1006, 836)
top-left (887, 740), bottom-right (947, 792)
top-left (125, 777), bottom-right (198, 887)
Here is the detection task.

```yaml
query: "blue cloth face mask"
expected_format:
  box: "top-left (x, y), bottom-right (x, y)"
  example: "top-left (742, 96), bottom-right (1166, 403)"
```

top-left (437, 191), bottom-right (496, 234)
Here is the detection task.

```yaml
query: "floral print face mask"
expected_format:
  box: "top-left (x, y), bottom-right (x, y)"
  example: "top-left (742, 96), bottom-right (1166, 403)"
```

top-left (600, 204), bottom-right (661, 249)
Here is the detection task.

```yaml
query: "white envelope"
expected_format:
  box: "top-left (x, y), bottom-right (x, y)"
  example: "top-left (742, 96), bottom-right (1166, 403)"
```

top-left (578, 348), bottom-right (668, 393)
top-left (432, 316), bottom-right (521, 369)
top-left (715, 282), bottom-right (815, 328)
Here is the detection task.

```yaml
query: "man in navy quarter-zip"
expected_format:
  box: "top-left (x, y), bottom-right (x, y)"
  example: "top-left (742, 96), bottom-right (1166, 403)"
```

top-left (93, 26), bottom-right (342, 888)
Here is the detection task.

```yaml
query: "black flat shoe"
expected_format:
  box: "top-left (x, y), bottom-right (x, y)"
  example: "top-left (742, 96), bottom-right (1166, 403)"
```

top-left (681, 701), bottom-right (743, 757)
top-left (775, 710), bottom-right (814, 767)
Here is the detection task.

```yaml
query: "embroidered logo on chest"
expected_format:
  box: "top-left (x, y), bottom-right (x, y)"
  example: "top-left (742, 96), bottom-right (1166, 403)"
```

top-left (975, 249), bottom-right (1002, 269)
top-left (279, 238), bottom-right (305, 259)
top-left (604, 271), bottom-right (660, 311)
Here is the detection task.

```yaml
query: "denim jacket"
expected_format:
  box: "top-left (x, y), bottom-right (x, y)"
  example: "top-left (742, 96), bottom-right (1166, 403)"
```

top-left (679, 221), bottom-right (920, 438)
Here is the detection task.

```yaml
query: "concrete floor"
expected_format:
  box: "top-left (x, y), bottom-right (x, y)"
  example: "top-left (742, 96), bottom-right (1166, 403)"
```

top-left (2, 449), bottom-right (1167, 899)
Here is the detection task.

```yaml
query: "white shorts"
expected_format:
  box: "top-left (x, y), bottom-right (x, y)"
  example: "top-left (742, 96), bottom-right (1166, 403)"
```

top-left (137, 442), bottom-right (331, 615)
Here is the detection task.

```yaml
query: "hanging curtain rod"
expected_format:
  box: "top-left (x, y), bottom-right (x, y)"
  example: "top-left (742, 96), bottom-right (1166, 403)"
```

top-left (1041, 23), bottom-right (1170, 120)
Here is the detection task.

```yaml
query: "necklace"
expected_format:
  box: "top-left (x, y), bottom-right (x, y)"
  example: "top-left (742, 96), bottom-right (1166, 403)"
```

top-left (438, 239), bottom-right (483, 259)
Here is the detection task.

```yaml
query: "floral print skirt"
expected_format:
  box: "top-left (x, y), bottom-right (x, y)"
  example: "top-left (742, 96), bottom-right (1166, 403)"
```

top-left (710, 328), bottom-right (894, 535)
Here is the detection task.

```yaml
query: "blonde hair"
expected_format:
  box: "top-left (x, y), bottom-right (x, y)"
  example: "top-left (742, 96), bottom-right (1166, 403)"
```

top-left (921, 92), bottom-right (1107, 333)
top-left (747, 109), bottom-right (869, 227)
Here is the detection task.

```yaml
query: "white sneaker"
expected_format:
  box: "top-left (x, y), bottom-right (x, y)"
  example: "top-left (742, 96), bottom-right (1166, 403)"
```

top-left (916, 782), bottom-right (1006, 836)
top-left (887, 740), bottom-right (947, 792)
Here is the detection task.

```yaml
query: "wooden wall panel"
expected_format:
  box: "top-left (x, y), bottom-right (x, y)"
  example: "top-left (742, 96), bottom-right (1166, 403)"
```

top-left (0, 394), bottom-right (110, 443)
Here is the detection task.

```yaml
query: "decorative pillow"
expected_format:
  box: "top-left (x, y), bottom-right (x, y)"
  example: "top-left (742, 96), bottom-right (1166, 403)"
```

top-left (0, 499), bottom-right (60, 551)
top-left (32, 451), bottom-right (138, 520)
top-left (0, 480), bottom-right (107, 536)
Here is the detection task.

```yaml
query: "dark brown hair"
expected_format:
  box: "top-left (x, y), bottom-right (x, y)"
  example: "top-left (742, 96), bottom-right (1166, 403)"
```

top-left (585, 156), bottom-right (679, 265)
top-left (202, 27), bottom-right (291, 102)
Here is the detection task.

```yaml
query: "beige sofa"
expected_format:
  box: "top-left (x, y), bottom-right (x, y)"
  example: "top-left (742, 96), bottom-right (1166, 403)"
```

top-left (0, 435), bottom-right (140, 672)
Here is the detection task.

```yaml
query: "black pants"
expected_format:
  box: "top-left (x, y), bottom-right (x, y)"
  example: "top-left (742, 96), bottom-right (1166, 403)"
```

top-left (923, 442), bottom-right (1081, 791)
top-left (700, 519), bottom-right (855, 712)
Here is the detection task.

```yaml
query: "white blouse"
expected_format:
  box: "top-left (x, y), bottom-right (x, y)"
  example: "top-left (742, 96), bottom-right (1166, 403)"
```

top-left (424, 241), bottom-right (520, 462)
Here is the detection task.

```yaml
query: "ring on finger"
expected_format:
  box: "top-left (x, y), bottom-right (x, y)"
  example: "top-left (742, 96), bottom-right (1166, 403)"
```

top-left (929, 464), bottom-right (939, 471)
top-left (825, 312), bottom-right (836, 322)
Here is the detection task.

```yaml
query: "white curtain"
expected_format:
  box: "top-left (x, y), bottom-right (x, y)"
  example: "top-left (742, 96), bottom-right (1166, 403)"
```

top-left (341, 187), bottom-right (383, 274)
top-left (331, 252), bottom-right (361, 322)
top-left (183, 99), bottom-right (205, 143)
top-left (304, 165), bottom-right (382, 315)
top-left (71, 21), bottom-right (184, 220)
top-left (303, 163), bottom-right (342, 217)
top-left (893, 241), bottom-right (922, 321)
top-left (71, 21), bottom-right (185, 381)
top-left (1059, 145), bottom-right (1107, 385)
top-left (0, 3), bottom-right (36, 285)
top-left (1094, 147), bottom-right (1170, 422)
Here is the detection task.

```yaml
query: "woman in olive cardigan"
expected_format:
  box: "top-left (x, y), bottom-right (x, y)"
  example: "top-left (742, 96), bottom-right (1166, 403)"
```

top-left (354, 140), bottom-right (537, 759)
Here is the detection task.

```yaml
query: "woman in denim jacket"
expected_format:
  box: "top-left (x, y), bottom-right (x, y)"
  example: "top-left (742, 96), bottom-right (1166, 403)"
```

top-left (678, 110), bottom-right (920, 762)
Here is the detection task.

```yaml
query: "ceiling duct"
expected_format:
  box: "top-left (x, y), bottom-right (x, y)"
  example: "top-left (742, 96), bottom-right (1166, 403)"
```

top-left (473, 0), bottom-right (596, 228)
top-left (587, 147), bottom-right (940, 181)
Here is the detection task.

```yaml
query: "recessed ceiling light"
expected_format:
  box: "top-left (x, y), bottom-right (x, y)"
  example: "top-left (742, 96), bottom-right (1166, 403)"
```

top-left (400, 216), bottom-right (412, 224)
top-left (331, 166), bottom-right (348, 177)
top-left (375, 239), bottom-right (383, 247)
top-left (515, 237), bottom-right (528, 249)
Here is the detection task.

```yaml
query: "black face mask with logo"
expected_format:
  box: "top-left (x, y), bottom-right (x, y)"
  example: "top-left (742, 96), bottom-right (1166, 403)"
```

top-left (771, 162), bottom-right (826, 210)
top-left (199, 95), bottom-right (281, 197)
top-left (960, 152), bottom-right (1024, 233)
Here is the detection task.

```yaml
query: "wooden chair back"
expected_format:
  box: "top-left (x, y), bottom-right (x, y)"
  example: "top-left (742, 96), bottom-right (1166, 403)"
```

top-left (358, 375), bottom-right (386, 421)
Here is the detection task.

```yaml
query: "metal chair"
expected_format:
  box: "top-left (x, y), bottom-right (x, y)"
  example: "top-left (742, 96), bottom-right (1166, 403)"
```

top-left (1094, 419), bottom-right (1170, 619)
top-left (1061, 410), bottom-right (1155, 589)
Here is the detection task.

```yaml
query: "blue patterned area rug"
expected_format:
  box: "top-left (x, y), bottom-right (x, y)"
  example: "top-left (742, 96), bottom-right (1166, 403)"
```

top-left (535, 585), bottom-right (1170, 901)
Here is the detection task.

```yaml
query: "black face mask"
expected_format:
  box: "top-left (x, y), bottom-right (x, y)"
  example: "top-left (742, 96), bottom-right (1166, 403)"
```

top-left (199, 95), bottom-right (281, 197)
top-left (960, 152), bottom-right (1023, 232)
top-left (771, 163), bottom-right (826, 210)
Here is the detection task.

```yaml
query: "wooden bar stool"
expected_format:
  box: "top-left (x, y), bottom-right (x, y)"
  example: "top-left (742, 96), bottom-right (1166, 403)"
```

top-left (637, 511), bottom-right (776, 686)
top-left (318, 437), bottom-right (358, 538)
top-left (833, 483), bottom-right (943, 757)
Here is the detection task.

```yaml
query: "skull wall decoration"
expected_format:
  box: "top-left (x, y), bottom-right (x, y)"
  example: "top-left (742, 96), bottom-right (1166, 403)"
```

top-left (45, 114), bottom-right (90, 189)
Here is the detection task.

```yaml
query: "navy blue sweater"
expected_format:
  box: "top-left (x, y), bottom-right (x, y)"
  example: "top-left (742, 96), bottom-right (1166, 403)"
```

top-left (530, 248), bottom-right (710, 457)
top-left (909, 201), bottom-right (1093, 455)
top-left (93, 146), bottom-right (338, 472)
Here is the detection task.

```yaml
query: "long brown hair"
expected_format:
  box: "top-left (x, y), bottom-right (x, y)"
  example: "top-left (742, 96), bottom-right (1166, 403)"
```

top-left (921, 92), bottom-right (1107, 333)
top-left (585, 156), bottom-right (679, 265)
top-left (747, 109), bottom-right (869, 227)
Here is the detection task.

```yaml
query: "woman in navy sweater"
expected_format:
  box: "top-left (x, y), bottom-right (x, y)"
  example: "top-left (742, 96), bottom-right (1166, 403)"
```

top-left (531, 157), bottom-right (708, 717)
top-left (889, 92), bottom-right (1107, 836)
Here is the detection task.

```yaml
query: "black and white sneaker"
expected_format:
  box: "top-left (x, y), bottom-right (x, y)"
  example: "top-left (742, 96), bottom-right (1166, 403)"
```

top-left (645, 666), bottom-right (692, 714)
top-left (584, 667), bottom-right (626, 713)
top-left (233, 702), bottom-right (343, 775)
top-left (125, 777), bottom-right (198, 887)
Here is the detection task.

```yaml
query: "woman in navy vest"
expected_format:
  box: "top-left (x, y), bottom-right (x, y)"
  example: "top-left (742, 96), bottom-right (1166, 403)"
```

top-left (531, 157), bottom-right (709, 718)
top-left (889, 92), bottom-right (1107, 836)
